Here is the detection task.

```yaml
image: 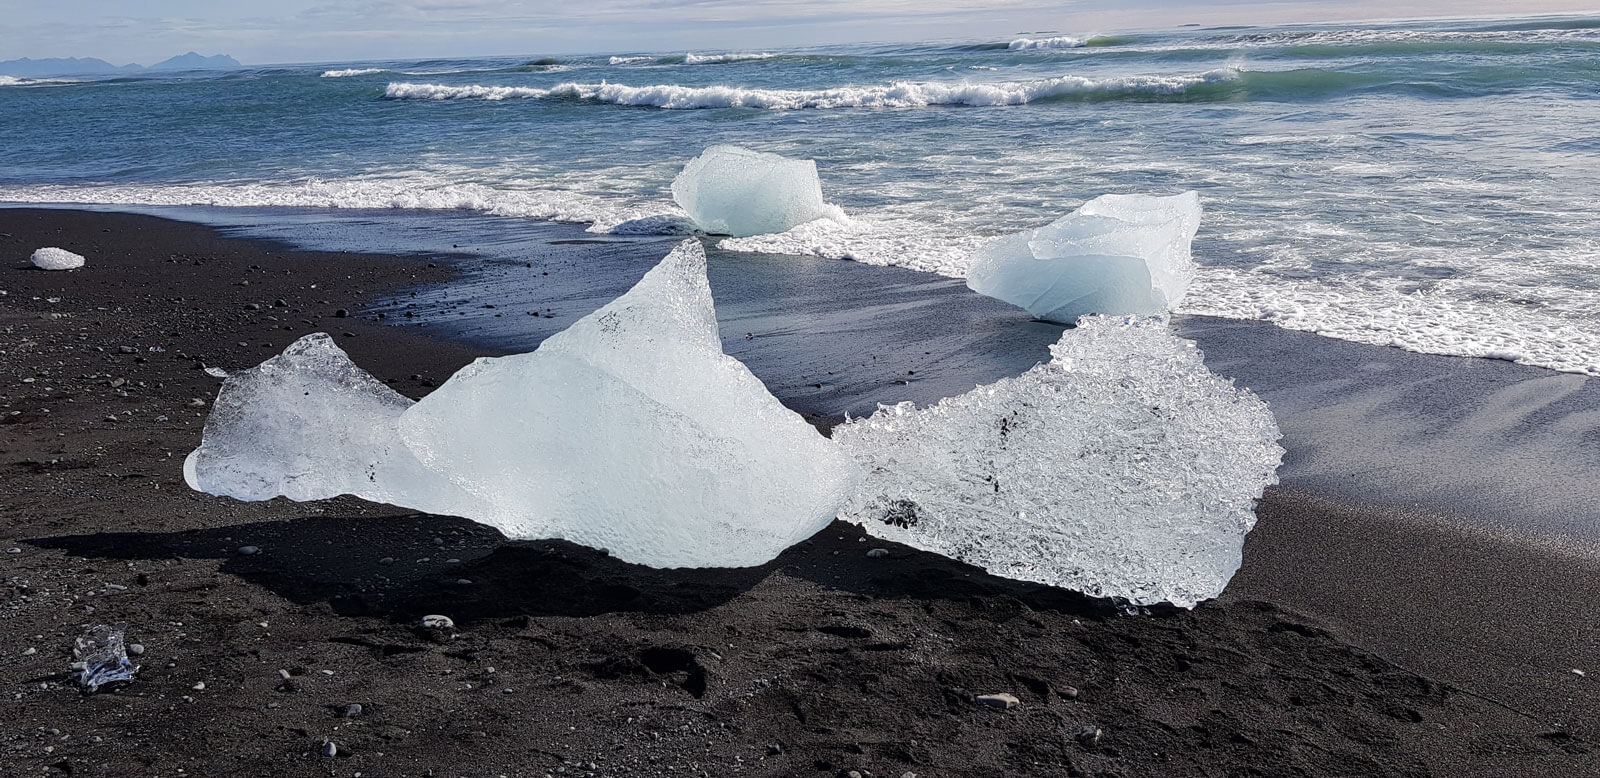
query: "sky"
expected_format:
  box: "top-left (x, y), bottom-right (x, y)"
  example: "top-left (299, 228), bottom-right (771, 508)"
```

top-left (2, 0), bottom-right (1596, 65)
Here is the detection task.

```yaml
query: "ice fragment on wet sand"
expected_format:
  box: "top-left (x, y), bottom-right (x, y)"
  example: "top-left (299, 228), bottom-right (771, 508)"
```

top-left (186, 240), bottom-right (858, 568)
top-left (72, 625), bottom-right (139, 692)
top-left (671, 145), bottom-right (846, 237)
top-left (182, 332), bottom-right (483, 516)
top-left (966, 192), bottom-right (1201, 323)
top-left (30, 246), bottom-right (85, 270)
top-left (834, 315), bottom-right (1282, 608)
top-left (398, 239), bottom-right (859, 567)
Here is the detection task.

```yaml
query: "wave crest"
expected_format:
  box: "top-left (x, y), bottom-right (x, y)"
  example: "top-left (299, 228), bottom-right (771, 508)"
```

top-left (1008, 36), bottom-right (1084, 50)
top-left (384, 70), bottom-right (1237, 108)
top-left (322, 68), bottom-right (387, 78)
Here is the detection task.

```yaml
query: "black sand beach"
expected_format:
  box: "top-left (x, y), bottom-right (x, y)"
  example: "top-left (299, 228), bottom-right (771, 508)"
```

top-left (1, 207), bottom-right (1595, 777)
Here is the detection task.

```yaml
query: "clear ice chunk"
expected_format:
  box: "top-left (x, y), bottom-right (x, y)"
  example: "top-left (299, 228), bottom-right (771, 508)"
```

top-left (182, 333), bottom-right (485, 516)
top-left (31, 246), bottom-right (86, 270)
top-left (71, 625), bottom-right (139, 692)
top-left (671, 145), bottom-right (847, 237)
top-left (397, 239), bottom-right (860, 567)
top-left (833, 315), bottom-right (1282, 608)
top-left (965, 192), bottom-right (1201, 323)
top-left (184, 240), bottom-right (859, 569)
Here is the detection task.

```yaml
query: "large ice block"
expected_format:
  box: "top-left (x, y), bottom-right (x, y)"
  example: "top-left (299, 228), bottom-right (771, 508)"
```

top-left (182, 333), bottom-right (484, 516)
top-left (186, 240), bottom-right (858, 569)
top-left (670, 145), bottom-right (846, 237)
top-left (965, 192), bottom-right (1201, 323)
top-left (397, 239), bottom-right (859, 567)
top-left (834, 315), bottom-right (1282, 608)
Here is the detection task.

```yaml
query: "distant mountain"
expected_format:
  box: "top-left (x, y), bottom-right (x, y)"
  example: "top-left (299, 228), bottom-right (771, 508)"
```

top-left (0, 52), bottom-right (240, 77)
top-left (148, 52), bottom-right (242, 71)
top-left (0, 57), bottom-right (141, 77)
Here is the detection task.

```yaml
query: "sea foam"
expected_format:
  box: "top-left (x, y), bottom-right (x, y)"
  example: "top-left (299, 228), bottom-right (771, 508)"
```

top-left (383, 70), bottom-right (1237, 108)
top-left (321, 68), bottom-right (386, 78)
top-left (1008, 36), bottom-right (1085, 50)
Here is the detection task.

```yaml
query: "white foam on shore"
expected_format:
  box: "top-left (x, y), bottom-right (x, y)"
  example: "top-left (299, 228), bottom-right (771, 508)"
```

top-left (322, 68), bottom-right (387, 78)
top-left (1008, 36), bottom-right (1085, 50)
top-left (5, 177), bottom-right (1597, 378)
top-left (383, 70), bottom-right (1236, 108)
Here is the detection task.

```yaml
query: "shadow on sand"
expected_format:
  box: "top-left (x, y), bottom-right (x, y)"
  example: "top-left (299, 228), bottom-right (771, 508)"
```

top-left (32, 512), bottom-right (1123, 625)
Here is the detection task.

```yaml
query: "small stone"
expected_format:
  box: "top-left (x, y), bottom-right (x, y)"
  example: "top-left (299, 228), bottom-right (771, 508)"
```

top-left (322, 741), bottom-right (339, 758)
top-left (334, 308), bottom-right (349, 318)
top-left (192, 682), bottom-right (205, 691)
top-left (118, 346), bottom-right (136, 354)
top-left (273, 299), bottom-right (287, 307)
top-left (21, 647), bottom-right (36, 656)
top-left (455, 578), bottom-right (473, 586)
top-left (1075, 725), bottom-right (1102, 747)
top-left (189, 398), bottom-right (206, 407)
top-left (1058, 684), bottom-right (1080, 700)
top-left (244, 303), bottom-right (261, 311)
top-left (109, 378), bottom-right (126, 388)
top-left (502, 687), bottom-right (515, 694)
top-left (976, 692), bottom-right (1020, 710)
top-left (866, 548), bottom-right (890, 558)
top-left (127, 644), bottom-right (145, 656)
top-left (378, 557), bottom-right (395, 565)
top-left (343, 703), bottom-right (363, 717)
top-left (237, 545), bottom-right (260, 555)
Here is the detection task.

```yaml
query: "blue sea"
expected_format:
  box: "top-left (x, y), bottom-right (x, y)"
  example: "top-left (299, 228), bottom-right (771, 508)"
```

top-left (3, 14), bottom-right (1599, 376)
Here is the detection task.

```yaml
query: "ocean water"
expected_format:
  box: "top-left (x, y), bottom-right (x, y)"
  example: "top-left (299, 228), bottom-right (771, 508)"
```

top-left (3, 15), bottom-right (1599, 375)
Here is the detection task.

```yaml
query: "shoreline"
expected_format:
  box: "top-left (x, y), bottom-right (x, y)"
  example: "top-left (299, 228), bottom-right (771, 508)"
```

top-left (2, 207), bottom-right (1595, 776)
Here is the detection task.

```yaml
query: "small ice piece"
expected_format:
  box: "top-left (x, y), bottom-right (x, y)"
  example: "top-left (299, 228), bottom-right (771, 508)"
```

top-left (30, 247), bottom-right (85, 271)
top-left (183, 333), bottom-right (483, 516)
top-left (834, 315), bottom-right (1282, 608)
top-left (966, 192), bottom-right (1201, 323)
top-left (398, 240), bottom-right (859, 567)
top-left (670, 145), bottom-right (847, 237)
top-left (71, 625), bottom-right (139, 692)
top-left (203, 366), bottom-right (229, 379)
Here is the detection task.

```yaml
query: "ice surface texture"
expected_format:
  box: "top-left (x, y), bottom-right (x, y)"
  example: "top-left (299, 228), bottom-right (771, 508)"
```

top-left (31, 246), bottom-right (85, 270)
top-left (72, 625), bottom-right (139, 692)
top-left (834, 315), bottom-right (1283, 608)
top-left (966, 192), bottom-right (1201, 323)
top-left (671, 145), bottom-right (846, 237)
top-left (186, 240), bottom-right (859, 568)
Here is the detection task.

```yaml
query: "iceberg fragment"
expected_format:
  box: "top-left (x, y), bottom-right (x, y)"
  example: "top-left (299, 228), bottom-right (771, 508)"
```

top-left (965, 192), bottom-right (1201, 323)
top-left (182, 333), bottom-right (485, 516)
top-left (671, 145), bottom-right (846, 237)
top-left (834, 315), bottom-right (1282, 608)
top-left (31, 246), bottom-right (85, 270)
top-left (71, 625), bottom-right (139, 692)
top-left (185, 240), bottom-right (859, 569)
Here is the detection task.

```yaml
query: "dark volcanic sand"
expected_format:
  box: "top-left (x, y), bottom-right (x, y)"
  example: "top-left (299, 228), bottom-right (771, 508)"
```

top-left (1, 208), bottom-right (1595, 777)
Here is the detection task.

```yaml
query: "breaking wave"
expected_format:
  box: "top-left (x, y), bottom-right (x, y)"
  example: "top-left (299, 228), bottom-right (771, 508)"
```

top-left (1008, 36), bottom-right (1084, 50)
top-left (322, 68), bottom-right (387, 78)
top-left (683, 52), bottom-right (775, 64)
top-left (384, 70), bottom-right (1238, 108)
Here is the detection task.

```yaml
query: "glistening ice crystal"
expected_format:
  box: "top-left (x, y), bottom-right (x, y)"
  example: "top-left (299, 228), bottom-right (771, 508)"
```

top-left (833, 315), bottom-right (1282, 608)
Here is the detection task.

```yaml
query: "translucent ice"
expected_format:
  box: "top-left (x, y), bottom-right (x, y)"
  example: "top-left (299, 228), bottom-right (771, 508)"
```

top-left (966, 192), bottom-right (1201, 323)
top-left (183, 333), bottom-right (484, 516)
top-left (71, 625), bottom-right (139, 692)
top-left (671, 145), bottom-right (846, 237)
top-left (834, 315), bottom-right (1282, 608)
top-left (397, 239), bottom-right (859, 567)
top-left (185, 240), bottom-right (858, 569)
top-left (31, 246), bottom-right (85, 270)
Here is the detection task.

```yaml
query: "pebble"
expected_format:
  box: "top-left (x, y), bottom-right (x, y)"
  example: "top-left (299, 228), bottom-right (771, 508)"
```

top-left (21, 647), bottom-right (37, 656)
top-left (191, 682), bottom-right (205, 691)
top-left (127, 644), bottom-right (144, 656)
top-left (243, 303), bottom-right (261, 311)
top-left (1058, 684), bottom-right (1080, 700)
top-left (866, 548), bottom-right (890, 558)
top-left (378, 557), bottom-right (395, 565)
top-left (976, 692), bottom-right (1020, 710)
top-left (334, 308), bottom-right (349, 318)
top-left (322, 741), bottom-right (339, 758)
top-left (343, 703), bottom-right (364, 717)
top-left (1075, 725), bottom-right (1102, 747)
top-left (237, 545), bottom-right (260, 555)
top-left (455, 578), bottom-right (473, 586)
top-left (118, 346), bottom-right (136, 354)
top-left (189, 398), bottom-right (207, 407)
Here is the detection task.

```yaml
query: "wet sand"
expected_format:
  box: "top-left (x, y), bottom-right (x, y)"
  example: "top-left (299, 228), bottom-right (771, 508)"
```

top-left (0, 207), bottom-right (1594, 776)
